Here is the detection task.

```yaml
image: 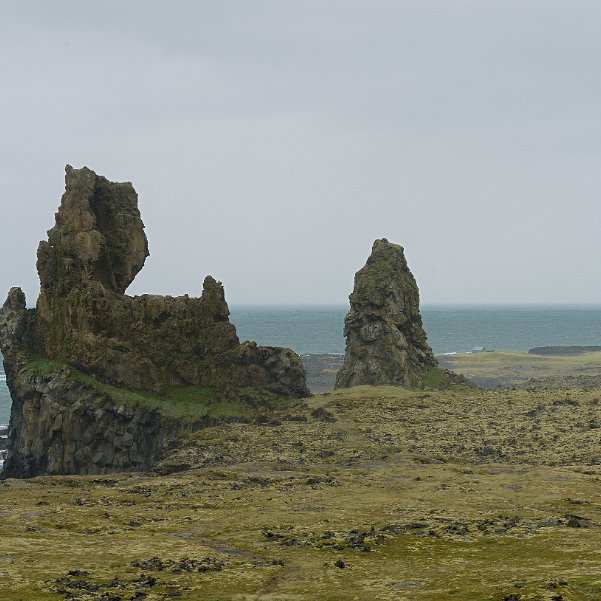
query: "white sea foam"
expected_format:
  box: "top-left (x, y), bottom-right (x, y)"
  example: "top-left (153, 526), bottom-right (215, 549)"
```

top-left (0, 375), bottom-right (6, 381)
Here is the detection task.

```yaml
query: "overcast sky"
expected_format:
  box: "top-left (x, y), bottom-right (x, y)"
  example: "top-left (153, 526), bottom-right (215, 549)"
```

top-left (1, 1), bottom-right (600, 305)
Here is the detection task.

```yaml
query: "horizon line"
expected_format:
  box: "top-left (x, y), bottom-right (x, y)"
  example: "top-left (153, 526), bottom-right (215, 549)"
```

top-left (229, 302), bottom-right (601, 308)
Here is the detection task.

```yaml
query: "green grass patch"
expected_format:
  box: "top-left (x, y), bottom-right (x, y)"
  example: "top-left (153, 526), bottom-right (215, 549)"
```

top-left (423, 366), bottom-right (443, 389)
top-left (22, 353), bottom-right (261, 420)
top-left (23, 353), bottom-right (65, 376)
top-left (86, 380), bottom-right (218, 420)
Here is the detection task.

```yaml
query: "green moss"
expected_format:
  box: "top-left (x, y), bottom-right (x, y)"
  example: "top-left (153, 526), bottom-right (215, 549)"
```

top-left (437, 349), bottom-right (601, 388)
top-left (23, 353), bottom-right (219, 419)
top-left (23, 353), bottom-right (65, 376)
top-left (85, 379), bottom-right (217, 420)
top-left (22, 353), bottom-right (289, 421)
top-left (423, 367), bottom-right (443, 389)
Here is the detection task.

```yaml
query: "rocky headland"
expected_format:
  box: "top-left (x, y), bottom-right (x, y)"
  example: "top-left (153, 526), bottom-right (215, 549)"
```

top-left (0, 165), bottom-right (308, 477)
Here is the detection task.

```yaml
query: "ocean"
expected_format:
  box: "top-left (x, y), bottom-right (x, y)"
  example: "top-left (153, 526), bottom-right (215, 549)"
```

top-left (1, 304), bottom-right (601, 426)
top-left (230, 304), bottom-right (601, 356)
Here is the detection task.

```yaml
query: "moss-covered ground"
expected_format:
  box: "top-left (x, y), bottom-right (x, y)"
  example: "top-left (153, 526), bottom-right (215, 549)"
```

top-left (3, 380), bottom-right (601, 599)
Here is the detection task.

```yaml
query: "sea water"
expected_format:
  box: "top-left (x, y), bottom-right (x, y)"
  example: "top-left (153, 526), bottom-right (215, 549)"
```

top-left (1, 304), bottom-right (601, 425)
top-left (230, 304), bottom-right (601, 356)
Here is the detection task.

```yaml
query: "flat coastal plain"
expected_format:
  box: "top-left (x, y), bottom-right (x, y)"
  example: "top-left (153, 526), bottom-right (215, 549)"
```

top-left (438, 349), bottom-right (601, 389)
top-left (3, 371), bottom-right (601, 600)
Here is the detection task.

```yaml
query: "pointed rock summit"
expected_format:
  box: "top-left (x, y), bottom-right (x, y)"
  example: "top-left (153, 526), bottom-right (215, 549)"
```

top-left (335, 239), bottom-right (437, 388)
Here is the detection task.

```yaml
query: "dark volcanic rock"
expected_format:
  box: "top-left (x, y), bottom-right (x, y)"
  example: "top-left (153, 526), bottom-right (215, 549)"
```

top-left (1, 356), bottom-right (178, 478)
top-left (234, 342), bottom-right (309, 398)
top-left (335, 239), bottom-right (437, 389)
top-left (30, 166), bottom-right (307, 395)
top-left (37, 165), bottom-right (148, 298)
top-left (0, 165), bottom-right (308, 477)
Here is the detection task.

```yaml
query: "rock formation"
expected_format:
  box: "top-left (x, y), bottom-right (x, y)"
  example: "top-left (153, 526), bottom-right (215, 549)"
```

top-left (335, 239), bottom-right (437, 388)
top-left (0, 165), bottom-right (308, 477)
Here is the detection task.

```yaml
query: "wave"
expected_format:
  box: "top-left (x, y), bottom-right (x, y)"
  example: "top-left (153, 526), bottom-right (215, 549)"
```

top-left (0, 375), bottom-right (5, 381)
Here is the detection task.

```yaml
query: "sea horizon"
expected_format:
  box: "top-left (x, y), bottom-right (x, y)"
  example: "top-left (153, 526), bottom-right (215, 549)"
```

top-left (229, 304), bottom-right (601, 356)
top-left (230, 302), bottom-right (601, 309)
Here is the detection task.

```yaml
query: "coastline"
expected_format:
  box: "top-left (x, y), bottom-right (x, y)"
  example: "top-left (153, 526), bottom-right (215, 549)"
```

top-left (304, 347), bottom-right (601, 392)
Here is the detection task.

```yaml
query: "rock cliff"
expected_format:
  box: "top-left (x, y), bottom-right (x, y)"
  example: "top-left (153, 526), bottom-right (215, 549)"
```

top-left (335, 239), bottom-right (437, 388)
top-left (0, 165), bottom-right (308, 477)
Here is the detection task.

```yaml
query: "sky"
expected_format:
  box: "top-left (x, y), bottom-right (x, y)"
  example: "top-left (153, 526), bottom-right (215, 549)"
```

top-left (1, 1), bottom-right (600, 305)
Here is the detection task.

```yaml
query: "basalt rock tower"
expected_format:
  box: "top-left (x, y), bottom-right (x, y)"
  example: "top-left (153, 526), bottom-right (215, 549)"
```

top-left (335, 239), bottom-right (437, 389)
top-left (0, 165), bottom-right (308, 477)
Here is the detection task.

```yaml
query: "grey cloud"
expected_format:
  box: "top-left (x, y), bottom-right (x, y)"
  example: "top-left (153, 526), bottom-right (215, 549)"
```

top-left (1, 1), bottom-right (600, 305)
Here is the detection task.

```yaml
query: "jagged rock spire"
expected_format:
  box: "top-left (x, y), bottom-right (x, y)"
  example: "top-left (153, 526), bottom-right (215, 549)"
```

top-left (335, 239), bottom-right (436, 388)
top-left (37, 165), bottom-right (149, 296)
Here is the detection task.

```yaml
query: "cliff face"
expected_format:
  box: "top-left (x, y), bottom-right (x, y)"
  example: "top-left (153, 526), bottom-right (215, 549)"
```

top-left (0, 165), bottom-right (308, 477)
top-left (1, 351), bottom-right (176, 478)
top-left (335, 239), bottom-right (437, 388)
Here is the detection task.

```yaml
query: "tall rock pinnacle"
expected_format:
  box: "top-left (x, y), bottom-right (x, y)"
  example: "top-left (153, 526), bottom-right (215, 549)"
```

top-left (37, 165), bottom-right (149, 297)
top-left (335, 239), bottom-right (437, 388)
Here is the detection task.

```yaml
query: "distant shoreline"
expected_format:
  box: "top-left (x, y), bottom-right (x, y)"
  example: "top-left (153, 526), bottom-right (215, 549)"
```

top-left (303, 347), bottom-right (601, 393)
top-left (528, 345), bottom-right (601, 356)
top-left (303, 346), bottom-right (601, 357)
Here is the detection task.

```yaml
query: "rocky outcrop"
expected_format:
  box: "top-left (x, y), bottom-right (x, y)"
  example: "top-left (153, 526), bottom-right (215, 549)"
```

top-left (2, 355), bottom-right (177, 478)
top-left (234, 341), bottom-right (310, 397)
top-left (0, 165), bottom-right (308, 477)
top-left (30, 166), bottom-right (307, 396)
top-left (335, 239), bottom-right (437, 388)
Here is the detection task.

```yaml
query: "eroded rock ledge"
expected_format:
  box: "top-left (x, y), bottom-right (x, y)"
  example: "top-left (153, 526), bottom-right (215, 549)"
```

top-left (0, 166), bottom-right (308, 477)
